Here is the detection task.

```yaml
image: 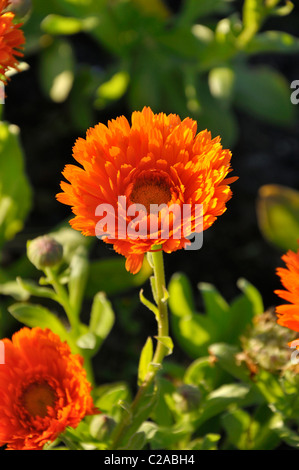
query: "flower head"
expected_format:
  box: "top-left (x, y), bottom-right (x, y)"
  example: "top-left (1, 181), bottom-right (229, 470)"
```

top-left (57, 107), bottom-right (237, 274)
top-left (0, 327), bottom-right (97, 450)
top-left (0, 0), bottom-right (25, 83)
top-left (275, 247), bottom-right (299, 339)
top-left (27, 235), bottom-right (63, 270)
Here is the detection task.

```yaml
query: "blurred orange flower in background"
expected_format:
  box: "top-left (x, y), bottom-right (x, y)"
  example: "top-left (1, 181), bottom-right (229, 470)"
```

top-left (0, 327), bottom-right (97, 450)
top-left (275, 247), bottom-right (299, 339)
top-left (57, 107), bottom-right (237, 274)
top-left (0, 0), bottom-right (25, 83)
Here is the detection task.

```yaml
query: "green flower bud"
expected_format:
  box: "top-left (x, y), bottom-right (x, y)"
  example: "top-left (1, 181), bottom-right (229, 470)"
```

top-left (89, 414), bottom-right (116, 442)
top-left (173, 384), bottom-right (201, 413)
top-left (27, 235), bottom-right (63, 270)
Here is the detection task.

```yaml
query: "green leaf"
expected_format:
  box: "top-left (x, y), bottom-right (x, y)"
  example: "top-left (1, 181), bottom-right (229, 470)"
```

top-left (257, 184), bottom-right (299, 252)
top-left (245, 30), bottom-right (299, 54)
top-left (154, 335), bottom-right (174, 356)
top-left (270, 0), bottom-right (294, 17)
top-left (76, 330), bottom-right (97, 351)
top-left (8, 302), bottom-right (67, 340)
top-left (222, 408), bottom-right (252, 449)
top-left (208, 343), bottom-right (252, 383)
top-left (16, 277), bottom-right (58, 301)
top-left (89, 292), bottom-right (115, 351)
top-left (94, 70), bottom-right (130, 109)
top-left (194, 383), bottom-right (251, 427)
top-left (169, 273), bottom-right (262, 358)
top-left (197, 282), bottom-right (229, 331)
top-left (151, 376), bottom-right (175, 427)
top-left (0, 280), bottom-right (30, 301)
top-left (39, 38), bottom-right (75, 103)
top-left (208, 67), bottom-right (235, 102)
top-left (237, 278), bottom-right (264, 314)
top-left (0, 123), bottom-right (32, 248)
top-left (178, 0), bottom-right (231, 26)
top-left (168, 273), bottom-right (216, 358)
top-left (119, 431), bottom-right (147, 451)
top-left (149, 422), bottom-right (194, 450)
top-left (86, 257), bottom-right (152, 298)
top-left (50, 224), bottom-right (93, 263)
top-left (188, 434), bottom-right (221, 450)
top-left (138, 337), bottom-right (153, 386)
top-left (233, 65), bottom-right (295, 127)
top-left (68, 246), bottom-right (89, 318)
top-left (270, 416), bottom-right (299, 448)
top-left (139, 289), bottom-right (159, 318)
top-left (242, 0), bottom-right (265, 36)
top-left (184, 357), bottom-right (220, 393)
top-left (41, 14), bottom-right (98, 35)
top-left (95, 383), bottom-right (131, 418)
top-left (254, 370), bottom-right (286, 405)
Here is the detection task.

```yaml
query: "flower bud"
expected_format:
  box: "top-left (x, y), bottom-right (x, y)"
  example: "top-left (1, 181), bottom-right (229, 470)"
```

top-left (6, 0), bottom-right (32, 21)
top-left (27, 235), bottom-right (63, 270)
top-left (89, 414), bottom-right (116, 441)
top-left (173, 384), bottom-right (201, 413)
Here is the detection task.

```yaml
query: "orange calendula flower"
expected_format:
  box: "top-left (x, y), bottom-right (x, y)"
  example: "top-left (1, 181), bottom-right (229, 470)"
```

top-left (275, 247), bottom-right (299, 338)
top-left (0, 327), bottom-right (97, 450)
top-left (0, 0), bottom-right (25, 83)
top-left (57, 107), bottom-right (237, 274)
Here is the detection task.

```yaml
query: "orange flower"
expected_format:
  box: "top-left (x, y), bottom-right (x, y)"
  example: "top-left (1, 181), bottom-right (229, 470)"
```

top-left (275, 248), bottom-right (299, 337)
top-left (0, 0), bottom-right (25, 83)
top-left (0, 327), bottom-right (97, 450)
top-left (57, 107), bottom-right (237, 274)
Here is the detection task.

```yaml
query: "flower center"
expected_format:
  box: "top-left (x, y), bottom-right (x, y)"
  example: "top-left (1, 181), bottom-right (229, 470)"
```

top-left (22, 381), bottom-right (56, 418)
top-left (130, 173), bottom-right (172, 213)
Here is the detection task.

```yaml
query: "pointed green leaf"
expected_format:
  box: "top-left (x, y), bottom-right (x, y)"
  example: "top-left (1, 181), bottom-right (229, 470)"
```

top-left (138, 337), bottom-right (154, 386)
top-left (89, 292), bottom-right (115, 349)
top-left (16, 277), bottom-right (58, 301)
top-left (155, 335), bottom-right (174, 356)
top-left (8, 302), bottom-right (67, 340)
top-left (233, 65), bottom-right (295, 126)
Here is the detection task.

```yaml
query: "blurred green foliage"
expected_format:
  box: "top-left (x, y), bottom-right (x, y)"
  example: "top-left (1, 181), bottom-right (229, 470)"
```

top-left (19, 0), bottom-right (299, 147)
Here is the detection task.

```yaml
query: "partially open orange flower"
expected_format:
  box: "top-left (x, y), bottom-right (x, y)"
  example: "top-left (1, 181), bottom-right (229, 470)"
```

top-left (57, 107), bottom-right (237, 274)
top-left (0, 0), bottom-right (25, 83)
top-left (0, 327), bottom-right (97, 450)
top-left (275, 247), bottom-right (299, 339)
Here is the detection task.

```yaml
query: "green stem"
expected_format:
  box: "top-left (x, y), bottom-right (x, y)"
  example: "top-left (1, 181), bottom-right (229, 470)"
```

top-left (151, 248), bottom-right (169, 364)
top-left (109, 247), bottom-right (169, 450)
top-left (44, 267), bottom-right (78, 333)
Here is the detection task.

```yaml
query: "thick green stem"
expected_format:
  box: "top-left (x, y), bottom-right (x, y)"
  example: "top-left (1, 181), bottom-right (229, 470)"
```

top-left (150, 249), bottom-right (169, 364)
top-left (109, 248), bottom-right (169, 450)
